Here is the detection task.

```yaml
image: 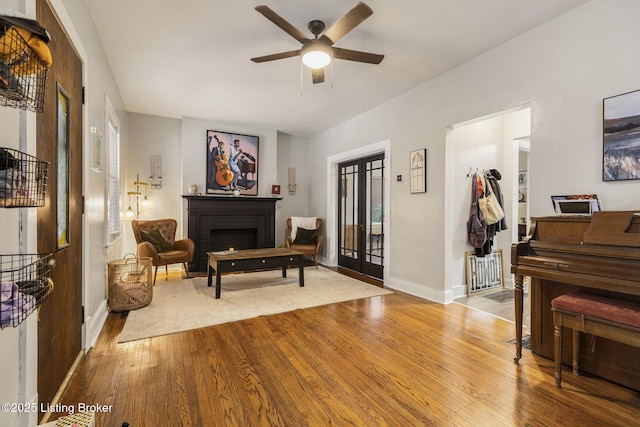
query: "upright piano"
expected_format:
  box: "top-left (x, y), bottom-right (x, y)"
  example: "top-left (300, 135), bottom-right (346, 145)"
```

top-left (511, 211), bottom-right (640, 391)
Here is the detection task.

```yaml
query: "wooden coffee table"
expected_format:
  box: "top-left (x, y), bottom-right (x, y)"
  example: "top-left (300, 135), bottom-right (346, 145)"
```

top-left (207, 248), bottom-right (304, 298)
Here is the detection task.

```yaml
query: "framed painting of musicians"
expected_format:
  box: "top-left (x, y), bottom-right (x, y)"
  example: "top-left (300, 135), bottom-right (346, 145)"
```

top-left (206, 130), bottom-right (259, 196)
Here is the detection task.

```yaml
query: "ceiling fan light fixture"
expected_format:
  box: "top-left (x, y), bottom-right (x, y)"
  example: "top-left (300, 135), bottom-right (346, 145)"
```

top-left (301, 42), bottom-right (331, 69)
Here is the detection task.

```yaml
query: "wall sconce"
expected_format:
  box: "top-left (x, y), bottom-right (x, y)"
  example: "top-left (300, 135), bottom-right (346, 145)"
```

top-left (126, 174), bottom-right (150, 219)
top-left (288, 167), bottom-right (296, 195)
top-left (150, 155), bottom-right (162, 189)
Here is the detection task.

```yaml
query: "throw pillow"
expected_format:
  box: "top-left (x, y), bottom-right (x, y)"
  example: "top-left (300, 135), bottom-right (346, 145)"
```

top-left (293, 228), bottom-right (318, 245)
top-left (140, 229), bottom-right (171, 253)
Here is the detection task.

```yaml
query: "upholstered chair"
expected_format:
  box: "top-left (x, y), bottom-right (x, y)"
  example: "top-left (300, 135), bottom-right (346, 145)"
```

top-left (285, 217), bottom-right (323, 268)
top-left (131, 218), bottom-right (195, 284)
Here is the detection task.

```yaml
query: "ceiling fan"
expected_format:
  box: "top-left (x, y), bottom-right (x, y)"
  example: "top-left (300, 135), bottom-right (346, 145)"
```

top-left (251, 2), bottom-right (384, 84)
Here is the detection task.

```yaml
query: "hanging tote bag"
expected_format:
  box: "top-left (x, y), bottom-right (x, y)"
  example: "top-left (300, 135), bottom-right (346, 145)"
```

top-left (467, 174), bottom-right (487, 248)
top-left (478, 174), bottom-right (505, 226)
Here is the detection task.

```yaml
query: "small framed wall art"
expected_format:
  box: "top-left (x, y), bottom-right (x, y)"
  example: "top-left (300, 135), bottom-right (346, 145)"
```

top-left (410, 148), bottom-right (427, 193)
top-left (518, 171), bottom-right (527, 187)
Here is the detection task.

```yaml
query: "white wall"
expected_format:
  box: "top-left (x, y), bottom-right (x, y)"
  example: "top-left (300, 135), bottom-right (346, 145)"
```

top-left (0, 63), bottom-right (35, 427)
top-left (0, 0), bottom-right (29, 410)
top-left (58, 0), bottom-right (129, 350)
top-left (122, 113), bottom-right (182, 257)
top-left (0, 107), bottom-right (23, 427)
top-left (179, 116), bottom-right (282, 244)
top-left (0, 1), bottom-right (46, 425)
top-left (308, 0), bottom-right (640, 303)
top-left (125, 115), bottom-right (302, 267)
top-left (180, 117), bottom-right (279, 199)
top-left (121, 116), bottom-right (310, 274)
top-left (276, 131), bottom-right (309, 245)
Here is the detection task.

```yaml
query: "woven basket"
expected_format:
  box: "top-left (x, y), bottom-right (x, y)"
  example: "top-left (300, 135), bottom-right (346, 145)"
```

top-left (107, 255), bottom-right (152, 312)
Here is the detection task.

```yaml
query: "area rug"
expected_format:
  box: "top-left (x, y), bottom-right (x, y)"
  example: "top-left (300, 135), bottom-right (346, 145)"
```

top-left (483, 289), bottom-right (528, 303)
top-left (118, 267), bottom-right (392, 343)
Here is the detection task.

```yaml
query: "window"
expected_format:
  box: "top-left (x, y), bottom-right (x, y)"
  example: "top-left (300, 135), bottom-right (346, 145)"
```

top-left (56, 84), bottom-right (70, 249)
top-left (106, 96), bottom-right (121, 243)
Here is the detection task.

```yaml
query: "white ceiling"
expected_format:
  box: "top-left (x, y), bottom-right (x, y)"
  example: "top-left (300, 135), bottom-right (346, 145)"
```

top-left (85, 0), bottom-right (589, 136)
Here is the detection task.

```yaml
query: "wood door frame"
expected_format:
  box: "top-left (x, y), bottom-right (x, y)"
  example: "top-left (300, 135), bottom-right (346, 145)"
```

top-left (326, 140), bottom-right (390, 282)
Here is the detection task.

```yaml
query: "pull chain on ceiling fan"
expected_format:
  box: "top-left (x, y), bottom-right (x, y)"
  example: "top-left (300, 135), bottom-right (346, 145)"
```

top-left (251, 2), bottom-right (384, 84)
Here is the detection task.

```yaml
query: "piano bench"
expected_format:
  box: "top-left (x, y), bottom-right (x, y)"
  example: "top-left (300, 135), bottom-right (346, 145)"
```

top-left (551, 291), bottom-right (640, 388)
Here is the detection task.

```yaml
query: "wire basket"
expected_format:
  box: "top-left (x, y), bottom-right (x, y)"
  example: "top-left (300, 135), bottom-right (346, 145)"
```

top-left (1, 253), bottom-right (55, 329)
top-left (0, 147), bottom-right (48, 207)
top-left (0, 19), bottom-right (48, 112)
top-left (108, 256), bottom-right (153, 312)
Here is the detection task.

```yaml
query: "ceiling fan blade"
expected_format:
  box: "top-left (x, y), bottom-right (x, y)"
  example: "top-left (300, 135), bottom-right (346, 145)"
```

top-left (332, 47), bottom-right (384, 64)
top-left (255, 5), bottom-right (310, 44)
top-left (311, 68), bottom-right (325, 84)
top-left (320, 1), bottom-right (373, 45)
top-left (251, 50), bottom-right (301, 63)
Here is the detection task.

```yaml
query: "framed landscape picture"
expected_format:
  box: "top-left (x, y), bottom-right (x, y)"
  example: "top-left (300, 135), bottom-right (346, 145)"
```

top-left (206, 130), bottom-right (259, 195)
top-left (603, 89), bottom-right (640, 181)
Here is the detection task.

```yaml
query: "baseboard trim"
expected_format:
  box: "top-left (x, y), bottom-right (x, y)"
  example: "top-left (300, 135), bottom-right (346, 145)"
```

top-left (85, 299), bottom-right (109, 348)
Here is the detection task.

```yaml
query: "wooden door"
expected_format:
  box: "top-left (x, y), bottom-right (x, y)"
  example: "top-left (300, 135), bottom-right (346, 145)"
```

top-left (338, 154), bottom-right (384, 279)
top-left (36, 0), bottom-right (83, 416)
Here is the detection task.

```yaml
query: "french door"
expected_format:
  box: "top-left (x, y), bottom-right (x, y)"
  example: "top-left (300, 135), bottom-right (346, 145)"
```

top-left (338, 154), bottom-right (384, 279)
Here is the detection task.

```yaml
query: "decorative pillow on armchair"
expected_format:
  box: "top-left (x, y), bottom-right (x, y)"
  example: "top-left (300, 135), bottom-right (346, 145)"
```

top-left (292, 228), bottom-right (318, 245)
top-left (140, 229), bottom-right (171, 253)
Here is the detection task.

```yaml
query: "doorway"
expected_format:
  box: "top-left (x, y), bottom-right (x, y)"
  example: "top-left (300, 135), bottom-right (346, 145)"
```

top-left (446, 106), bottom-right (531, 301)
top-left (516, 137), bottom-right (530, 240)
top-left (337, 153), bottom-right (384, 279)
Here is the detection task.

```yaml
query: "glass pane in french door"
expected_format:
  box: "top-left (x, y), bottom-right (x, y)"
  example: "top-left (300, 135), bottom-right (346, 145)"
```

top-left (340, 163), bottom-right (358, 259)
top-left (365, 158), bottom-right (384, 266)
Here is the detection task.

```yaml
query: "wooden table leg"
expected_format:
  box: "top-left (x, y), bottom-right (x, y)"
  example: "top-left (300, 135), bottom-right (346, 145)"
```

top-left (514, 274), bottom-right (524, 363)
top-left (298, 256), bottom-right (304, 287)
top-left (207, 264), bottom-right (213, 287)
top-left (215, 271), bottom-right (222, 299)
top-left (282, 265), bottom-right (287, 278)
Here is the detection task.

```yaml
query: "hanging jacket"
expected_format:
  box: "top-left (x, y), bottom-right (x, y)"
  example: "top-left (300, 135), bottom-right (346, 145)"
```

top-left (475, 170), bottom-right (508, 256)
top-left (467, 173), bottom-right (487, 249)
top-left (485, 170), bottom-right (508, 232)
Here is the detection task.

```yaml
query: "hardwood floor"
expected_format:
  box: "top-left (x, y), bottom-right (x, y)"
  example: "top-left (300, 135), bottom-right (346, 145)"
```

top-left (455, 286), bottom-right (530, 325)
top-left (51, 278), bottom-right (639, 426)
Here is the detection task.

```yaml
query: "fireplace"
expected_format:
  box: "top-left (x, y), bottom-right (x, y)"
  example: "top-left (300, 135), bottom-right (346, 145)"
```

top-left (183, 196), bottom-right (280, 272)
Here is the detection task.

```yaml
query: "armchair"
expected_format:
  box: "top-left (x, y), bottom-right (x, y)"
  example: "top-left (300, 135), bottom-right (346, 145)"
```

top-left (285, 217), bottom-right (323, 268)
top-left (131, 218), bottom-right (194, 284)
